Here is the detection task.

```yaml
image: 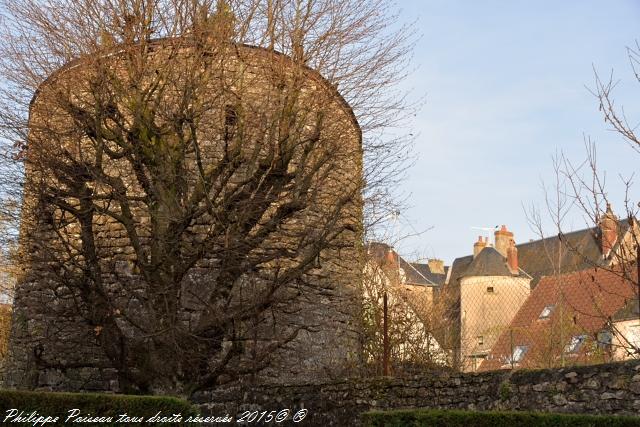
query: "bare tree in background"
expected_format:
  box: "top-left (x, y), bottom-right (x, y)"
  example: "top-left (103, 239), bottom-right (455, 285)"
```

top-left (0, 0), bottom-right (416, 395)
top-left (523, 44), bottom-right (640, 367)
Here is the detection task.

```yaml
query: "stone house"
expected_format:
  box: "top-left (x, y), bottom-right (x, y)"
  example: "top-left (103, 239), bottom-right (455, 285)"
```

top-left (611, 299), bottom-right (640, 361)
top-left (441, 205), bottom-right (640, 372)
top-left (363, 242), bottom-right (448, 369)
top-left (456, 243), bottom-right (531, 372)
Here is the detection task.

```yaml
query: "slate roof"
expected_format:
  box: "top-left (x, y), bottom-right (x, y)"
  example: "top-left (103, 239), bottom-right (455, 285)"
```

top-left (612, 298), bottom-right (640, 322)
top-left (447, 223), bottom-right (632, 290)
top-left (409, 262), bottom-right (448, 286)
top-left (461, 246), bottom-right (517, 278)
top-left (446, 255), bottom-right (473, 289)
top-left (366, 242), bottom-right (447, 287)
top-left (478, 266), bottom-right (637, 371)
top-left (516, 227), bottom-right (603, 288)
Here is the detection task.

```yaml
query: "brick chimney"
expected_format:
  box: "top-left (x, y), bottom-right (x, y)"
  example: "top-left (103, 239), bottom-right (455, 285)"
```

top-left (507, 240), bottom-right (519, 274)
top-left (428, 259), bottom-right (445, 274)
top-left (383, 247), bottom-right (401, 282)
top-left (599, 203), bottom-right (618, 257)
top-left (385, 247), bottom-right (398, 268)
top-left (473, 236), bottom-right (487, 258)
top-left (494, 225), bottom-right (514, 257)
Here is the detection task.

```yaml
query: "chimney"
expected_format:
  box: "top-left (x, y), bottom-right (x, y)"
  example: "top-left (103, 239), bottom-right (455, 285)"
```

top-left (494, 225), bottom-right (514, 257)
top-left (473, 235), bottom-right (487, 258)
top-left (507, 240), bottom-right (519, 274)
top-left (428, 259), bottom-right (445, 274)
top-left (385, 247), bottom-right (398, 268)
top-left (599, 203), bottom-right (618, 257)
top-left (383, 247), bottom-right (401, 283)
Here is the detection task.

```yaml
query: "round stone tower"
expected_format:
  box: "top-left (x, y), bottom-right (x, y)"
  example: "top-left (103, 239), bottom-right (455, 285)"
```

top-left (5, 36), bottom-right (363, 394)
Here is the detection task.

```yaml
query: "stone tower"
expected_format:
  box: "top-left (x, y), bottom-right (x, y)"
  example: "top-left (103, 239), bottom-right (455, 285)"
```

top-left (459, 228), bottom-right (530, 372)
top-left (4, 37), bottom-right (363, 394)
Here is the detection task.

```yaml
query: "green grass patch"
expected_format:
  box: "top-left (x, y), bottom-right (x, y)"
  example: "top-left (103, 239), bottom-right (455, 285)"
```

top-left (0, 390), bottom-right (199, 425)
top-left (363, 408), bottom-right (640, 427)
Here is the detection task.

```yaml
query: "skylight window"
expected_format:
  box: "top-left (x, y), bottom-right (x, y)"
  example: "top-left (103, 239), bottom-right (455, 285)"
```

top-left (538, 305), bottom-right (554, 319)
top-left (565, 335), bottom-right (588, 353)
top-left (597, 330), bottom-right (613, 350)
top-left (508, 345), bottom-right (527, 364)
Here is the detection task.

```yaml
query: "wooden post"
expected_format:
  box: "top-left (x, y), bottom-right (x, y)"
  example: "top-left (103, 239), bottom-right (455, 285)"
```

top-left (383, 291), bottom-right (390, 376)
top-left (637, 245), bottom-right (640, 344)
top-left (509, 329), bottom-right (514, 369)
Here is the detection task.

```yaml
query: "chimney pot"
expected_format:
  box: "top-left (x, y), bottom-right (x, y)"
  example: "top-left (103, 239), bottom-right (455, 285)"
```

top-left (473, 235), bottom-right (487, 258)
top-left (428, 259), bottom-right (445, 274)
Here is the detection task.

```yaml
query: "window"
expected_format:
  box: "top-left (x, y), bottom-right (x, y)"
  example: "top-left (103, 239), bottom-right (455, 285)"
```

top-left (224, 105), bottom-right (238, 143)
top-left (597, 330), bottom-right (613, 350)
top-left (477, 336), bottom-right (484, 346)
top-left (224, 105), bottom-right (238, 127)
top-left (538, 305), bottom-right (555, 319)
top-left (486, 286), bottom-right (495, 293)
top-left (565, 335), bottom-right (588, 353)
top-left (508, 345), bottom-right (527, 364)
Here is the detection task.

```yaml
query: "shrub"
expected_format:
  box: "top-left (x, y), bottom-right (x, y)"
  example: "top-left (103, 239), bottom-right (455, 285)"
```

top-left (362, 409), bottom-right (640, 427)
top-left (0, 390), bottom-right (199, 425)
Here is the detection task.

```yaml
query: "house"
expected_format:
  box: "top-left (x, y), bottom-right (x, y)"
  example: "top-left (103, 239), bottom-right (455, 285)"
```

top-left (457, 243), bottom-right (531, 371)
top-left (363, 242), bottom-right (449, 369)
top-left (367, 242), bottom-right (447, 297)
top-left (479, 266), bottom-right (637, 371)
top-left (611, 298), bottom-right (640, 361)
top-left (440, 205), bottom-right (640, 371)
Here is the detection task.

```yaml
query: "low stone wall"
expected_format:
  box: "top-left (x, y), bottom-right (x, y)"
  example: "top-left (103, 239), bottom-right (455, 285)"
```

top-left (193, 360), bottom-right (640, 426)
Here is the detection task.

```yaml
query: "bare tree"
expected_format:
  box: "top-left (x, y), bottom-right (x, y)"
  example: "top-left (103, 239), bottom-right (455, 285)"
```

top-left (0, 0), bottom-right (415, 396)
top-left (520, 44), bottom-right (640, 369)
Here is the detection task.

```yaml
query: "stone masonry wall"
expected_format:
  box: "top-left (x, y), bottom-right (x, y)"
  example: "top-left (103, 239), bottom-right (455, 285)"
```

top-left (194, 360), bottom-right (640, 426)
top-left (4, 41), bottom-right (362, 393)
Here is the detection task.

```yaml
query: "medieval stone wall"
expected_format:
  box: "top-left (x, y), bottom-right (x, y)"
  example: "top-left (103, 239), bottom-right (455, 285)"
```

top-left (194, 360), bottom-right (640, 426)
top-left (4, 41), bottom-right (363, 392)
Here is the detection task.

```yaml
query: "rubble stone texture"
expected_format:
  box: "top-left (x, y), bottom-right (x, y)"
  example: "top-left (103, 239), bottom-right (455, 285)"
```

top-left (3, 40), bottom-right (363, 392)
top-left (195, 360), bottom-right (640, 426)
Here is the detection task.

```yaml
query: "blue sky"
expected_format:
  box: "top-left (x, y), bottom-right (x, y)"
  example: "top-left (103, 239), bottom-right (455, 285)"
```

top-left (390, 0), bottom-right (640, 264)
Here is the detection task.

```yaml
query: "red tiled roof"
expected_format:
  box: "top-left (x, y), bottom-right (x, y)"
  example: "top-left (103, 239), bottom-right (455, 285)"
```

top-left (479, 265), bottom-right (638, 371)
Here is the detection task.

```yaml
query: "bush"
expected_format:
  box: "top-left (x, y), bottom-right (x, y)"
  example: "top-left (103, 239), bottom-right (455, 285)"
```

top-left (0, 390), bottom-right (199, 425)
top-left (362, 409), bottom-right (640, 427)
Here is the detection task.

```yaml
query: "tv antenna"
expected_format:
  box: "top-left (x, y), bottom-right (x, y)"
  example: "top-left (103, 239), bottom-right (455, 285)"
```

top-left (470, 226), bottom-right (499, 232)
